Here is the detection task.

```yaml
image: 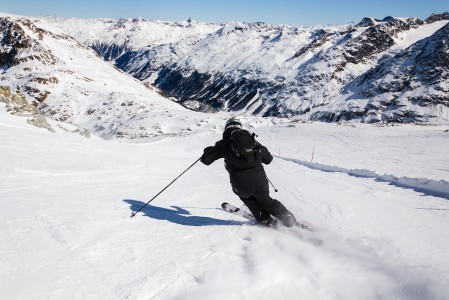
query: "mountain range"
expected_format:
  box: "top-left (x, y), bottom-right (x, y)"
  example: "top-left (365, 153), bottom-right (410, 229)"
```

top-left (1, 11), bottom-right (448, 139)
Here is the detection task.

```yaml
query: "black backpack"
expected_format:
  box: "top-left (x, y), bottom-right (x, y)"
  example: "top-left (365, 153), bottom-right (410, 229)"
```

top-left (229, 129), bottom-right (260, 161)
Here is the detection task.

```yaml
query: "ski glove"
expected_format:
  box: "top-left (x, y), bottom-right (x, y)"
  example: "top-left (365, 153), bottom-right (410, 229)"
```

top-left (203, 146), bottom-right (213, 154)
top-left (201, 146), bottom-right (214, 162)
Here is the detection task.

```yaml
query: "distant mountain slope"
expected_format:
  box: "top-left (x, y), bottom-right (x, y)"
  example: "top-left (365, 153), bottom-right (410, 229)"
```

top-left (35, 17), bottom-right (222, 61)
top-left (335, 21), bottom-right (449, 123)
top-left (2, 12), bottom-right (449, 124)
top-left (152, 15), bottom-right (449, 122)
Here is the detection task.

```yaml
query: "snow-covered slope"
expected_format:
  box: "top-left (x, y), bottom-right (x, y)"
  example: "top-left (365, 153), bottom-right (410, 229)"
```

top-left (0, 14), bottom-right (222, 140)
top-left (1, 104), bottom-right (449, 299)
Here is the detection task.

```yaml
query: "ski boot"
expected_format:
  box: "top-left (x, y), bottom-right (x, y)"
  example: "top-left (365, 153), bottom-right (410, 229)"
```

top-left (258, 216), bottom-right (278, 227)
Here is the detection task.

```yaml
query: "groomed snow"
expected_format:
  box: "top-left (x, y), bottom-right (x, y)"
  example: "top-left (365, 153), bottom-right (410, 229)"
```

top-left (1, 108), bottom-right (449, 299)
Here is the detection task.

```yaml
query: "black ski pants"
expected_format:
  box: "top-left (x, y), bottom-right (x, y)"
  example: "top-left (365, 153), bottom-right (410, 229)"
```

top-left (238, 180), bottom-right (291, 222)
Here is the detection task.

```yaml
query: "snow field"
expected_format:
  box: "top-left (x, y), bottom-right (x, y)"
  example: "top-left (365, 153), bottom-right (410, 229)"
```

top-left (1, 109), bottom-right (449, 299)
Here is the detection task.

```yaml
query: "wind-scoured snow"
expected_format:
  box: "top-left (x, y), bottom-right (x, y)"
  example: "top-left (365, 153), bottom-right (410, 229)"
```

top-left (1, 107), bottom-right (448, 299)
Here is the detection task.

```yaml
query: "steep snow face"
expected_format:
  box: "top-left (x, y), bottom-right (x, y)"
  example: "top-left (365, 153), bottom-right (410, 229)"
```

top-left (0, 16), bottom-right (207, 140)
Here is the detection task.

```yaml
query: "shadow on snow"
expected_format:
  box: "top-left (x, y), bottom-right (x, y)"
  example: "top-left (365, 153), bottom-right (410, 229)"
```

top-left (124, 199), bottom-right (243, 227)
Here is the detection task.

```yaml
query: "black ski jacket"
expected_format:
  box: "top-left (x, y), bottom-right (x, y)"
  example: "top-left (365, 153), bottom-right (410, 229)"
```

top-left (201, 128), bottom-right (273, 198)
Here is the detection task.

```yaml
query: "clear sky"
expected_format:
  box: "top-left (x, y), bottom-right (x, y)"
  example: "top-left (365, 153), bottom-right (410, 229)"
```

top-left (1, 0), bottom-right (448, 26)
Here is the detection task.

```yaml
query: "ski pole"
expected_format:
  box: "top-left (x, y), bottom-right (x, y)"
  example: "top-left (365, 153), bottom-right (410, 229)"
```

top-left (267, 176), bottom-right (278, 192)
top-left (130, 157), bottom-right (202, 218)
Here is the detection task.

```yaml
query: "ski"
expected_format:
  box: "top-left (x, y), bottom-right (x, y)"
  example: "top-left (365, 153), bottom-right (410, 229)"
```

top-left (221, 202), bottom-right (255, 220)
top-left (221, 202), bottom-right (323, 246)
top-left (222, 202), bottom-right (314, 231)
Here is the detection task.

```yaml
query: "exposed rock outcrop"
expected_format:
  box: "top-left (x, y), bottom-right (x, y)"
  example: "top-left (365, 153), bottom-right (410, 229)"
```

top-left (0, 86), bottom-right (54, 131)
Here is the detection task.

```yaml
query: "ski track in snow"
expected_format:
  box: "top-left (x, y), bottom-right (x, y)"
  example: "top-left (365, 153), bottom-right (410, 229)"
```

top-left (279, 156), bottom-right (449, 200)
top-left (1, 110), bottom-right (449, 299)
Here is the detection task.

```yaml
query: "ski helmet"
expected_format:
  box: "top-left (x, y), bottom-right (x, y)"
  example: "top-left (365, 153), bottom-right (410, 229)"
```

top-left (225, 117), bottom-right (242, 130)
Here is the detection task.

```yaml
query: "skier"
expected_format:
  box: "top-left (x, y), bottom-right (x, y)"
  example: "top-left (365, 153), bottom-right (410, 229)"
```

top-left (200, 117), bottom-right (297, 227)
